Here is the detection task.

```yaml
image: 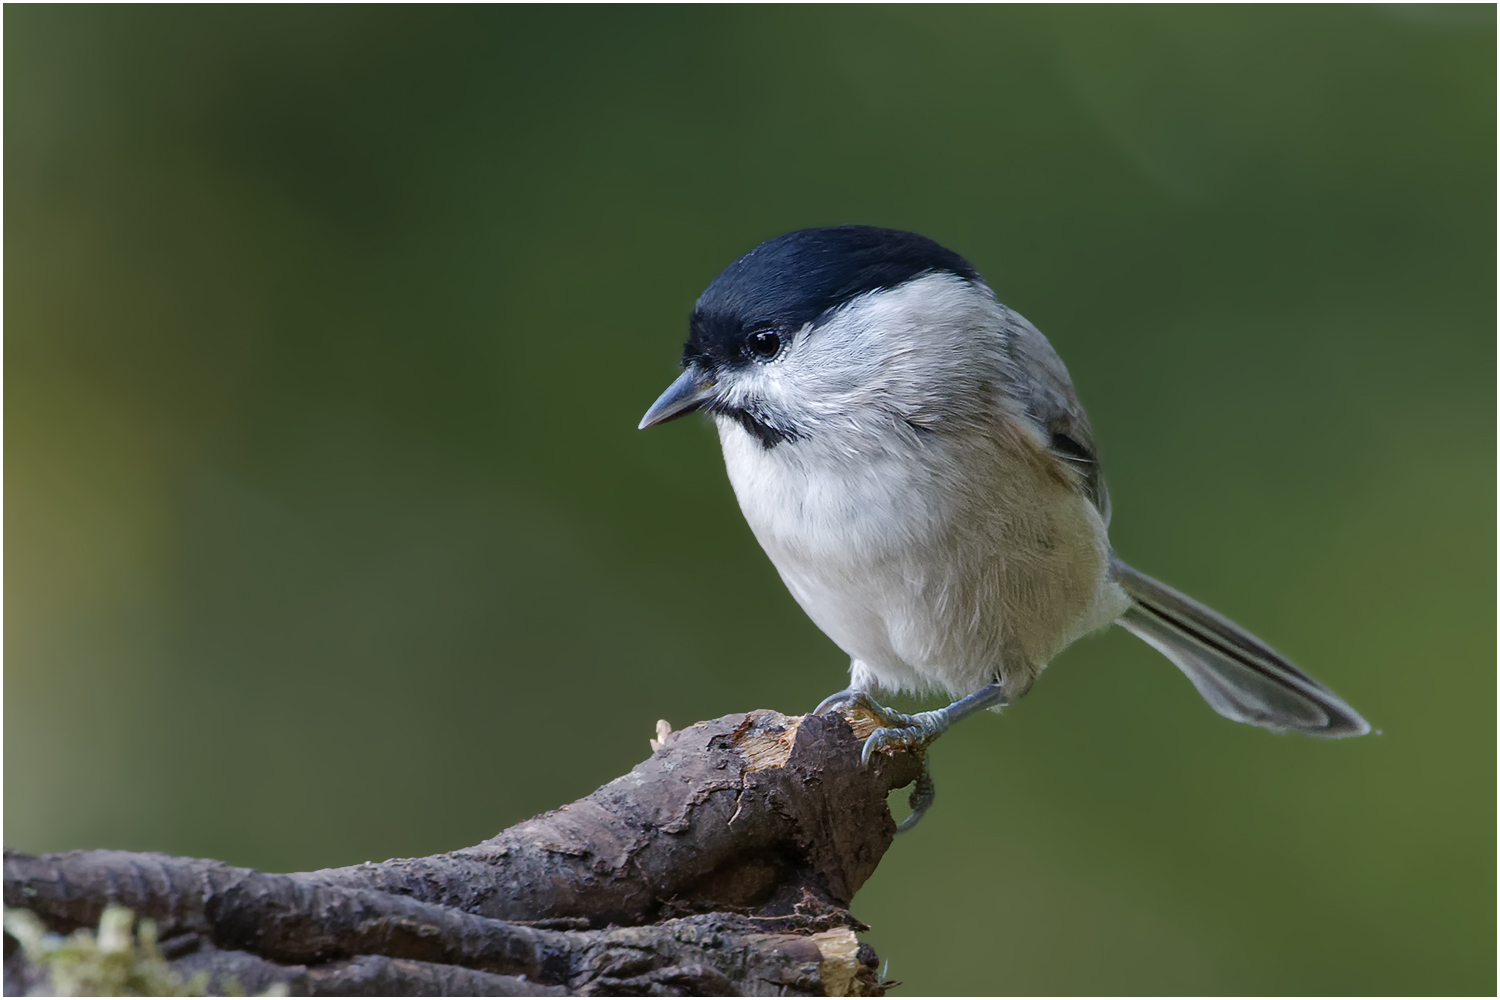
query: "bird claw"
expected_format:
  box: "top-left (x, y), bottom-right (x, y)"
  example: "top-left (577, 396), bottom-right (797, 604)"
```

top-left (854, 719), bottom-right (940, 832)
top-left (812, 688), bottom-right (855, 717)
top-left (813, 687), bottom-right (870, 718)
top-left (860, 722), bottom-right (936, 765)
top-left (816, 690), bottom-right (945, 831)
top-left (815, 689), bottom-right (946, 764)
top-left (815, 689), bottom-right (916, 730)
top-left (813, 681), bottom-right (1006, 833)
top-left (864, 710), bottom-right (942, 767)
top-left (896, 762), bottom-right (936, 833)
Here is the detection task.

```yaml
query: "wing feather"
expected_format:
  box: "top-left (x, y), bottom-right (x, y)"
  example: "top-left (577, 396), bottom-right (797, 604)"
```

top-left (997, 304), bottom-right (1111, 521)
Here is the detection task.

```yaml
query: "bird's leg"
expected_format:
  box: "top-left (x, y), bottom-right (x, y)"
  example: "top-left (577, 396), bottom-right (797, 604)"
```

top-left (813, 682), bottom-right (1007, 831)
top-left (853, 682), bottom-right (1008, 764)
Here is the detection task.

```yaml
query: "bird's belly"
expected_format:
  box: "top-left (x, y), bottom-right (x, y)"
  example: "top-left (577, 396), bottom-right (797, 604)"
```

top-left (720, 423), bottom-right (1119, 699)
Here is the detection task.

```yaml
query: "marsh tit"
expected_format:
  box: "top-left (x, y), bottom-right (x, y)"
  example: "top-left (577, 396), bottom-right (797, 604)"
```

top-left (640, 226), bottom-right (1369, 828)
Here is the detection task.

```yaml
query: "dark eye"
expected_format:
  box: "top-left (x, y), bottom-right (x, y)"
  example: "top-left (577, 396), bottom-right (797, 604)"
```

top-left (746, 329), bottom-right (782, 361)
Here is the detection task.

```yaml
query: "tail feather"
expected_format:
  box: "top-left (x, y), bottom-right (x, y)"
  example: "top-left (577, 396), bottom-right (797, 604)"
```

top-left (1111, 555), bottom-right (1370, 738)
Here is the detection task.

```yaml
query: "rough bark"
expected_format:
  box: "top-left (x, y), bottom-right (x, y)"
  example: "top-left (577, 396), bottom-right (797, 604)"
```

top-left (4, 708), bottom-right (921, 996)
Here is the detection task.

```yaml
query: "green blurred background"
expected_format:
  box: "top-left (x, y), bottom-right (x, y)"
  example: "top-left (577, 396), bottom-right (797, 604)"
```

top-left (6, 6), bottom-right (1494, 994)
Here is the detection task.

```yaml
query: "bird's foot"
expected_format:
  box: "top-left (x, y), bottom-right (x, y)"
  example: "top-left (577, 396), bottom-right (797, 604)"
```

top-left (856, 703), bottom-right (952, 765)
top-left (813, 683), bottom-right (1008, 832)
top-left (815, 689), bottom-right (918, 754)
top-left (814, 689), bottom-right (955, 764)
top-left (813, 689), bottom-right (944, 830)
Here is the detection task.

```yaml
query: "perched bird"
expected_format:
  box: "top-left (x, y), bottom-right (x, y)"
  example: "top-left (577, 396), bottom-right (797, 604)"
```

top-left (640, 226), bottom-right (1369, 828)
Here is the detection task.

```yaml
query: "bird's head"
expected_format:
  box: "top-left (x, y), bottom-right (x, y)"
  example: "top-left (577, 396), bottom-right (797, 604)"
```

top-left (639, 226), bottom-right (1000, 449)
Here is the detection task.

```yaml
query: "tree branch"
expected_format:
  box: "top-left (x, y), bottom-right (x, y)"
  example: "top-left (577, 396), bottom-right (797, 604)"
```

top-left (5, 709), bottom-right (921, 996)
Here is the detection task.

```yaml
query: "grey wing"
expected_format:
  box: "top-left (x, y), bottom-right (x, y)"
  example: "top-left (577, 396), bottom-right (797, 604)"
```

top-left (997, 304), bottom-right (1111, 523)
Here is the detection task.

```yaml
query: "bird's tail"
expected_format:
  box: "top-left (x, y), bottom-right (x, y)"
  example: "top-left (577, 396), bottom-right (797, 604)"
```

top-left (1110, 555), bottom-right (1371, 738)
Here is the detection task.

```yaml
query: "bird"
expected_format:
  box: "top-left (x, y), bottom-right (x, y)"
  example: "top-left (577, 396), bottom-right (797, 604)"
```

top-left (638, 225), bottom-right (1370, 829)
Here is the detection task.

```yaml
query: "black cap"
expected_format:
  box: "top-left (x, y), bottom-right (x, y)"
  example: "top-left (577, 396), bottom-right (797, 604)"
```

top-left (685, 225), bottom-right (981, 369)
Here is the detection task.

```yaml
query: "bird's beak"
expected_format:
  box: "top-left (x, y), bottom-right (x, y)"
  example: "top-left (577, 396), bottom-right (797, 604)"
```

top-left (639, 366), bottom-right (716, 429)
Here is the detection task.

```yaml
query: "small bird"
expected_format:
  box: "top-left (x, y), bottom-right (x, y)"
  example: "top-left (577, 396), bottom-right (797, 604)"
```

top-left (640, 226), bottom-right (1369, 828)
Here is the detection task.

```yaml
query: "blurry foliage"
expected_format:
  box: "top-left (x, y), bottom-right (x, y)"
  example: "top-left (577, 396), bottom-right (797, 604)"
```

top-left (5, 906), bottom-right (201, 997)
top-left (4, 905), bottom-right (283, 997)
top-left (5, 6), bottom-right (1494, 995)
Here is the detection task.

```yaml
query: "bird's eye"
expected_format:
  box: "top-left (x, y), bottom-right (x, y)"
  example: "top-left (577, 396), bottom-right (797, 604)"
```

top-left (746, 330), bottom-right (782, 361)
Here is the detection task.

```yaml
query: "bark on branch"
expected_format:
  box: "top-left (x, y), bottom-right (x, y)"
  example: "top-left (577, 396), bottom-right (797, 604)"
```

top-left (4, 709), bottom-right (922, 996)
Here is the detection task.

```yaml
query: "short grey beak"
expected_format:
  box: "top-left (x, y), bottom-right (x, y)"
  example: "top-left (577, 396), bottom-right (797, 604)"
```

top-left (638, 367), bottom-right (716, 429)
